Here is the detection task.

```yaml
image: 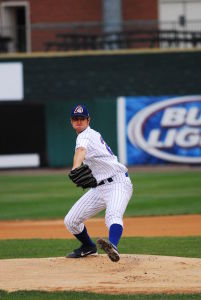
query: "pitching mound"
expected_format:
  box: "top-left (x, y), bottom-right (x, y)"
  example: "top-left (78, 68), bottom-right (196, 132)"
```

top-left (1, 254), bottom-right (201, 295)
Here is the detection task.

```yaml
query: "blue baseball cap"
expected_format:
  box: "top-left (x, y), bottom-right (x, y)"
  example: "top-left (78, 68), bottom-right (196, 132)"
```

top-left (71, 104), bottom-right (90, 118)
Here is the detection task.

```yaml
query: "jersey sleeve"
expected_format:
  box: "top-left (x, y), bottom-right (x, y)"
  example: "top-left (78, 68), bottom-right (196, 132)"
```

top-left (75, 130), bottom-right (90, 150)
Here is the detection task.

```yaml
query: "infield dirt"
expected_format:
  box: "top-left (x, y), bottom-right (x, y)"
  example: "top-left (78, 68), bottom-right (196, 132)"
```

top-left (1, 215), bottom-right (201, 295)
top-left (0, 215), bottom-right (201, 239)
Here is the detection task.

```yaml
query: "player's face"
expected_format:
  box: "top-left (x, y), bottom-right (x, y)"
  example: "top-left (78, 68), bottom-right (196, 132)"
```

top-left (71, 116), bottom-right (90, 134)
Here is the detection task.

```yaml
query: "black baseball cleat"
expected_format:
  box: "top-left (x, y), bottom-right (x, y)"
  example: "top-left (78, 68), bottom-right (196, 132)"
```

top-left (66, 244), bottom-right (97, 258)
top-left (97, 238), bottom-right (120, 262)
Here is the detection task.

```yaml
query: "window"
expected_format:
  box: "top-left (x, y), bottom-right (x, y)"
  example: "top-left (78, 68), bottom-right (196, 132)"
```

top-left (1, 1), bottom-right (31, 52)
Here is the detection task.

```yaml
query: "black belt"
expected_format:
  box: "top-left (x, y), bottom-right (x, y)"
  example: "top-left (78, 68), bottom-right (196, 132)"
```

top-left (97, 172), bottom-right (128, 186)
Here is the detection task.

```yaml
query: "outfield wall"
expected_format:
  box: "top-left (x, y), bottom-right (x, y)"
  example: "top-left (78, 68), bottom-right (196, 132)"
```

top-left (0, 49), bottom-right (201, 167)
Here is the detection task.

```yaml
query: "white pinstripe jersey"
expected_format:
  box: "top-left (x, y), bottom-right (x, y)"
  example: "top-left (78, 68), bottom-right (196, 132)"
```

top-left (75, 126), bottom-right (127, 182)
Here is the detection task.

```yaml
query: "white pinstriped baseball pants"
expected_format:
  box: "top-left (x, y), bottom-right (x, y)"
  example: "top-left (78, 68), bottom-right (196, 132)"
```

top-left (64, 173), bottom-right (133, 235)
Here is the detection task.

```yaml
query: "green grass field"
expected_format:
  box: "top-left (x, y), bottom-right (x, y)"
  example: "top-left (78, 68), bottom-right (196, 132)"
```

top-left (0, 170), bottom-right (201, 220)
top-left (1, 291), bottom-right (201, 300)
top-left (0, 169), bottom-right (201, 299)
top-left (1, 290), bottom-right (201, 300)
top-left (0, 237), bottom-right (201, 259)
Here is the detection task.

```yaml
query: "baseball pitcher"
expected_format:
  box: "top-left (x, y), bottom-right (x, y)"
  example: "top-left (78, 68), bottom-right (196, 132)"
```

top-left (64, 104), bottom-right (133, 262)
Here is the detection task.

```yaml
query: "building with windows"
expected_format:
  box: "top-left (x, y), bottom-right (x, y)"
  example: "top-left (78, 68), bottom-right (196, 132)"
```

top-left (0, 0), bottom-right (201, 52)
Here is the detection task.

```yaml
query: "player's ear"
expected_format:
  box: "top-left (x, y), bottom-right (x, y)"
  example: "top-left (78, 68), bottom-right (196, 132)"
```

top-left (87, 117), bottom-right (91, 124)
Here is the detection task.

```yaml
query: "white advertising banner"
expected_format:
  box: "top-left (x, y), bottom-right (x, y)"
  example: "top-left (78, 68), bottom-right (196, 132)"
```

top-left (0, 154), bottom-right (40, 168)
top-left (0, 62), bottom-right (24, 101)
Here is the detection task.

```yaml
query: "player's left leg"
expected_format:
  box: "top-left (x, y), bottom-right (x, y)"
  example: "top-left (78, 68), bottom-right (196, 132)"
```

top-left (97, 176), bottom-right (133, 262)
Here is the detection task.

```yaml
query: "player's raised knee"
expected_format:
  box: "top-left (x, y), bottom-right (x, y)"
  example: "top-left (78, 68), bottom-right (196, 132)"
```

top-left (64, 214), bottom-right (74, 232)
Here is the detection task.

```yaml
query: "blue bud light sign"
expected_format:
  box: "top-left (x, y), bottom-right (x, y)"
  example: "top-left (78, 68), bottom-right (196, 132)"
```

top-left (117, 96), bottom-right (201, 165)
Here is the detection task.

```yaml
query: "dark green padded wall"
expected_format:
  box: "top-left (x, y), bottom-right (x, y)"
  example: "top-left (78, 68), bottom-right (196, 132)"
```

top-left (1, 50), bottom-right (201, 102)
top-left (22, 51), bottom-right (201, 98)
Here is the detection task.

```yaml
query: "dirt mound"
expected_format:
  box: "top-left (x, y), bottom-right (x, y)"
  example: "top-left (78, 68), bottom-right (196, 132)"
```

top-left (1, 254), bottom-right (201, 295)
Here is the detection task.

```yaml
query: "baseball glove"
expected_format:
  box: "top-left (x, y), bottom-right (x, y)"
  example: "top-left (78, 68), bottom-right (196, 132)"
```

top-left (69, 164), bottom-right (97, 189)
